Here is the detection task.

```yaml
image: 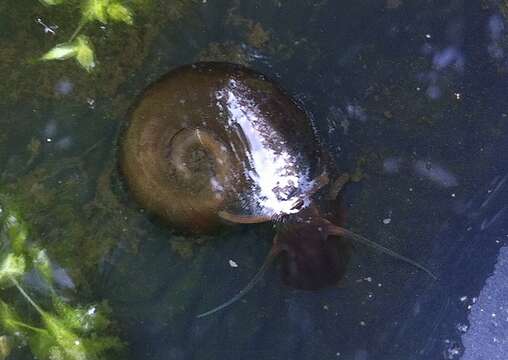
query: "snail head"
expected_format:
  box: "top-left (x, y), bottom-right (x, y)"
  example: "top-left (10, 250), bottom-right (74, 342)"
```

top-left (275, 220), bottom-right (352, 290)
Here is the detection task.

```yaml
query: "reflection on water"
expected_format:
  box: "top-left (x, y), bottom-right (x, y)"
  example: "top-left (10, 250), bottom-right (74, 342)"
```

top-left (413, 160), bottom-right (459, 188)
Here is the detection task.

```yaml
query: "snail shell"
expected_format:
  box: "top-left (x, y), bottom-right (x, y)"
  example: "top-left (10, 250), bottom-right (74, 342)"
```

top-left (120, 62), bottom-right (324, 233)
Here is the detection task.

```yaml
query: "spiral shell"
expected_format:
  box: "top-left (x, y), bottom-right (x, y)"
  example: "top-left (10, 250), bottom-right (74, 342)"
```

top-left (120, 62), bottom-right (323, 233)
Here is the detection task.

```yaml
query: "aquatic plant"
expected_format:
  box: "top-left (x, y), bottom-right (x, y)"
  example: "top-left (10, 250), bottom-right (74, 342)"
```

top-left (39, 0), bottom-right (135, 71)
top-left (0, 197), bottom-right (124, 359)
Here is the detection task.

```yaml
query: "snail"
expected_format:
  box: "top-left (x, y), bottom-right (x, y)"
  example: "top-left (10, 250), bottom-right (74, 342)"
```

top-left (119, 62), bottom-right (436, 318)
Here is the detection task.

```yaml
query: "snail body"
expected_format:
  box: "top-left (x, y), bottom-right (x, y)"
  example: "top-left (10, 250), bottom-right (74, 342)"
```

top-left (120, 62), bottom-right (436, 318)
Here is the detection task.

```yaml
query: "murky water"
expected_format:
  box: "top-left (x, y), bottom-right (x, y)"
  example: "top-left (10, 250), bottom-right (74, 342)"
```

top-left (1, 0), bottom-right (508, 359)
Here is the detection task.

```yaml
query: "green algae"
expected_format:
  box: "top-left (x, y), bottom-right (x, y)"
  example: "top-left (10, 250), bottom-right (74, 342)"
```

top-left (0, 197), bottom-right (125, 360)
top-left (0, 0), bottom-right (199, 107)
top-left (39, 0), bottom-right (136, 71)
top-left (0, 140), bottom-right (137, 294)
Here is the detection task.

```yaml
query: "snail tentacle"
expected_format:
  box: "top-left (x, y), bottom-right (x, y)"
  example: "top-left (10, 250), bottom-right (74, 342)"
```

top-left (287, 172), bottom-right (329, 210)
top-left (326, 223), bottom-right (437, 280)
top-left (197, 244), bottom-right (281, 318)
top-left (327, 173), bottom-right (350, 200)
top-left (310, 172), bottom-right (330, 193)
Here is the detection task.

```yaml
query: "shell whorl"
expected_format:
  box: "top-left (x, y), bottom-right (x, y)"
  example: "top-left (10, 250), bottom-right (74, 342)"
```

top-left (119, 62), bottom-right (322, 233)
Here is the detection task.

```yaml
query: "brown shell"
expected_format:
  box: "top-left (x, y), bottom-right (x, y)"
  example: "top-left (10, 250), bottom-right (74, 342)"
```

top-left (120, 62), bottom-right (323, 233)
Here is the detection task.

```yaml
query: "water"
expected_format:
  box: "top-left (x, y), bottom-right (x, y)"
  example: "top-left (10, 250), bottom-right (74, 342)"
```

top-left (1, 0), bottom-right (508, 359)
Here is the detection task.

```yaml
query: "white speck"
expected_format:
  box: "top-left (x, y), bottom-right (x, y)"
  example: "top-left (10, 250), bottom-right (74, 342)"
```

top-left (460, 296), bottom-right (468, 302)
top-left (74, 340), bottom-right (80, 346)
top-left (323, 305), bottom-right (329, 310)
top-left (378, 283), bottom-right (383, 287)
top-left (359, 321), bottom-right (366, 326)
top-left (382, 218), bottom-right (391, 224)
top-left (87, 98), bottom-right (96, 109)
top-left (416, 87), bottom-right (421, 91)
top-left (46, 138), bottom-right (52, 143)
top-left (336, 352), bottom-right (341, 357)
top-left (36, 17), bottom-right (57, 35)
top-left (457, 323), bottom-right (468, 332)
top-left (364, 277), bottom-right (372, 282)
top-left (425, 33), bottom-right (432, 39)
top-left (454, 92), bottom-right (461, 100)
top-left (451, 193), bottom-right (456, 197)
top-left (87, 307), bottom-right (96, 315)
top-left (446, 344), bottom-right (460, 358)
top-left (229, 259), bottom-right (238, 268)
